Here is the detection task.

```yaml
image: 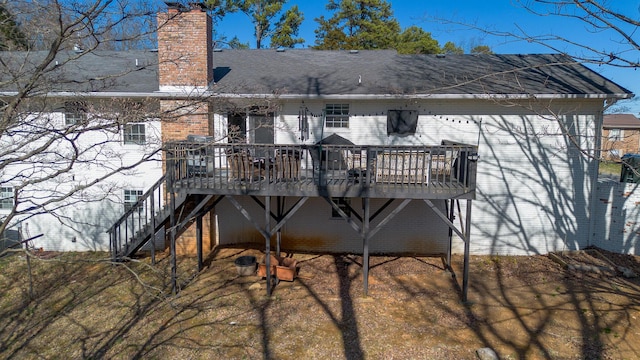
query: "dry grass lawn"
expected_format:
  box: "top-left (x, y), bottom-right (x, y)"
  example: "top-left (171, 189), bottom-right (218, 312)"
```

top-left (1, 245), bottom-right (639, 359)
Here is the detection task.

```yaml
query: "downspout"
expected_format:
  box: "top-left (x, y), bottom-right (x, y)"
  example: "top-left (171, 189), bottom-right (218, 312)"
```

top-left (587, 98), bottom-right (617, 247)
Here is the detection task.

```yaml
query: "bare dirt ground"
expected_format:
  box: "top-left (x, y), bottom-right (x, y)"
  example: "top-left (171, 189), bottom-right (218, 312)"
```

top-left (1, 246), bottom-right (639, 359)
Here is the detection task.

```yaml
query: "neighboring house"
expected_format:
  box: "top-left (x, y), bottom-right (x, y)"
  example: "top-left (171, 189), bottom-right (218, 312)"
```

top-left (602, 113), bottom-right (640, 160)
top-left (0, 3), bottom-right (636, 270)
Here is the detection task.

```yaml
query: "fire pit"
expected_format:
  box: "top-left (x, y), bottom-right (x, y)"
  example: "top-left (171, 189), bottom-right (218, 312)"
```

top-left (234, 255), bottom-right (257, 276)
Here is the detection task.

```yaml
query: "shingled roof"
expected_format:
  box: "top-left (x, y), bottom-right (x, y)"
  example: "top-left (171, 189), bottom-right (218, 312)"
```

top-left (0, 50), bottom-right (159, 94)
top-left (0, 49), bottom-right (632, 99)
top-left (211, 50), bottom-right (632, 98)
top-left (603, 114), bottom-right (640, 129)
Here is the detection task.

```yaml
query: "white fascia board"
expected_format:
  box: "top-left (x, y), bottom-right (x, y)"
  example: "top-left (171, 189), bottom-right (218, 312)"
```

top-left (211, 93), bottom-right (634, 101)
top-left (0, 91), bottom-right (632, 101)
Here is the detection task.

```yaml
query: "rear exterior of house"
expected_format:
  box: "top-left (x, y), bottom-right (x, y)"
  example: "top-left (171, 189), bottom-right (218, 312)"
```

top-left (209, 97), bottom-right (604, 256)
top-left (0, 4), bottom-right (634, 261)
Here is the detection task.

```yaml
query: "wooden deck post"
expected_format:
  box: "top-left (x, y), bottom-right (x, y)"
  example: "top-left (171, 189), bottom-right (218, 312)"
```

top-left (276, 197), bottom-right (283, 257)
top-left (196, 215), bottom-right (203, 271)
top-left (150, 190), bottom-right (156, 265)
top-left (462, 199), bottom-right (472, 303)
top-left (447, 199), bottom-right (454, 269)
top-left (362, 197), bottom-right (371, 297)
top-left (170, 191), bottom-right (177, 295)
top-left (265, 196), bottom-right (272, 296)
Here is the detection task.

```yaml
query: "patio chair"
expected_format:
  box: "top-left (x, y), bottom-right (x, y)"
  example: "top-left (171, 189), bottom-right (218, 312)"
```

top-left (274, 149), bottom-right (301, 181)
top-left (227, 150), bottom-right (260, 181)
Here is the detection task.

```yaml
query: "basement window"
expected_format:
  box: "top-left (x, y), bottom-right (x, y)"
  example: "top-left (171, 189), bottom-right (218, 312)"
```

top-left (124, 123), bottom-right (146, 145)
top-left (0, 186), bottom-right (14, 210)
top-left (124, 189), bottom-right (143, 212)
top-left (331, 197), bottom-right (351, 219)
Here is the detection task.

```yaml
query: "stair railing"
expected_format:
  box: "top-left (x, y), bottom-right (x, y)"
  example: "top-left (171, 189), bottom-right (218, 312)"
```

top-left (108, 174), bottom-right (166, 260)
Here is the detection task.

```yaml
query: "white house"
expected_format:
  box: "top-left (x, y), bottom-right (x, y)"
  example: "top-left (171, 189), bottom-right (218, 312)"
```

top-left (0, 51), bottom-right (164, 251)
top-left (0, 3), bottom-right (635, 269)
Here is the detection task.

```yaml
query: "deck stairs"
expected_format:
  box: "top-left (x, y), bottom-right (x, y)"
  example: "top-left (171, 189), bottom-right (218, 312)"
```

top-left (108, 175), bottom-right (197, 260)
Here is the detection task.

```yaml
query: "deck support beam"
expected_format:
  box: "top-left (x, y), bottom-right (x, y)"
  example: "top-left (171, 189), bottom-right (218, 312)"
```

top-left (170, 191), bottom-right (177, 295)
top-left (323, 197), bottom-right (411, 297)
top-left (196, 215), bottom-right (203, 272)
top-left (446, 199), bottom-right (454, 269)
top-left (150, 189), bottom-right (156, 265)
top-left (362, 197), bottom-right (371, 297)
top-left (462, 199), bottom-right (472, 303)
top-left (276, 197), bottom-right (284, 257)
top-left (424, 199), bottom-right (472, 302)
top-left (265, 196), bottom-right (272, 296)
top-left (226, 195), bottom-right (310, 295)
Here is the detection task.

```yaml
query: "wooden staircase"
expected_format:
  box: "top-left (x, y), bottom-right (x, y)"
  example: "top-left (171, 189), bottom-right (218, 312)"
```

top-left (107, 175), bottom-right (189, 260)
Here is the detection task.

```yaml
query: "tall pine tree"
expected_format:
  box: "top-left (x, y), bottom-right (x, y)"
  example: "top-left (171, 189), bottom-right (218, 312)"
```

top-left (314, 0), bottom-right (400, 50)
top-left (0, 4), bottom-right (28, 50)
top-left (228, 0), bottom-right (303, 48)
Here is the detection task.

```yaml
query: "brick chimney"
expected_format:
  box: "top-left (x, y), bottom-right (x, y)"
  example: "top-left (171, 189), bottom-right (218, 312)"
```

top-left (157, 2), bottom-right (213, 91)
top-left (157, 3), bottom-right (215, 256)
top-left (157, 1), bottom-right (213, 140)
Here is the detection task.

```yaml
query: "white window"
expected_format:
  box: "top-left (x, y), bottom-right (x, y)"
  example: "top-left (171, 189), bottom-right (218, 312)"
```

top-left (0, 186), bottom-right (14, 210)
top-left (124, 123), bottom-right (146, 145)
top-left (64, 101), bottom-right (87, 125)
top-left (609, 129), bottom-right (622, 141)
top-left (325, 104), bottom-right (349, 128)
top-left (124, 189), bottom-right (143, 212)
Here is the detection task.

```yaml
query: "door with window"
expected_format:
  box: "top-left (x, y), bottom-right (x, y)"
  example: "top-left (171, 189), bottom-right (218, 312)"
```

top-left (227, 112), bottom-right (246, 143)
top-left (250, 114), bottom-right (274, 157)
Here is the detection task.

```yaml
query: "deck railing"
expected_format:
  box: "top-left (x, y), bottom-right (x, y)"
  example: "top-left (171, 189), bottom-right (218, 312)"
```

top-left (165, 142), bottom-right (477, 199)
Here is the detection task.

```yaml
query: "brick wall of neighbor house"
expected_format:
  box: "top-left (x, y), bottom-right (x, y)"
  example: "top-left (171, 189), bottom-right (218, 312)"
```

top-left (602, 128), bottom-right (640, 159)
top-left (158, 6), bottom-right (215, 255)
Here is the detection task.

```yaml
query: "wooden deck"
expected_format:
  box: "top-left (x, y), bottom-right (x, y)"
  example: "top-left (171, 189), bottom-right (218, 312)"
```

top-left (165, 142), bottom-right (478, 200)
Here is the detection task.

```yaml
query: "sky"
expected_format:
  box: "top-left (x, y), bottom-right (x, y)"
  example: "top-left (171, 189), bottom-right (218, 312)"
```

top-left (215, 0), bottom-right (640, 113)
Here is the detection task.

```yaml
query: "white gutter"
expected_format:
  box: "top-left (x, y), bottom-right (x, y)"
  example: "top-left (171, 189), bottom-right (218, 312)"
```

top-left (0, 91), bottom-right (633, 100)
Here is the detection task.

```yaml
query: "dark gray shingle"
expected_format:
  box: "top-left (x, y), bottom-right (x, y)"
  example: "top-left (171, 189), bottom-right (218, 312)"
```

top-left (0, 50), bottom-right (158, 93)
top-left (212, 49), bottom-right (631, 97)
top-left (0, 48), bottom-right (631, 97)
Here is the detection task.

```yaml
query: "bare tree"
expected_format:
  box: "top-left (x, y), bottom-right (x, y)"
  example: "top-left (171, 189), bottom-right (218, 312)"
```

top-left (509, 1), bottom-right (639, 69)
top-left (433, 1), bottom-right (638, 70)
top-left (0, 0), bottom-right (179, 240)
